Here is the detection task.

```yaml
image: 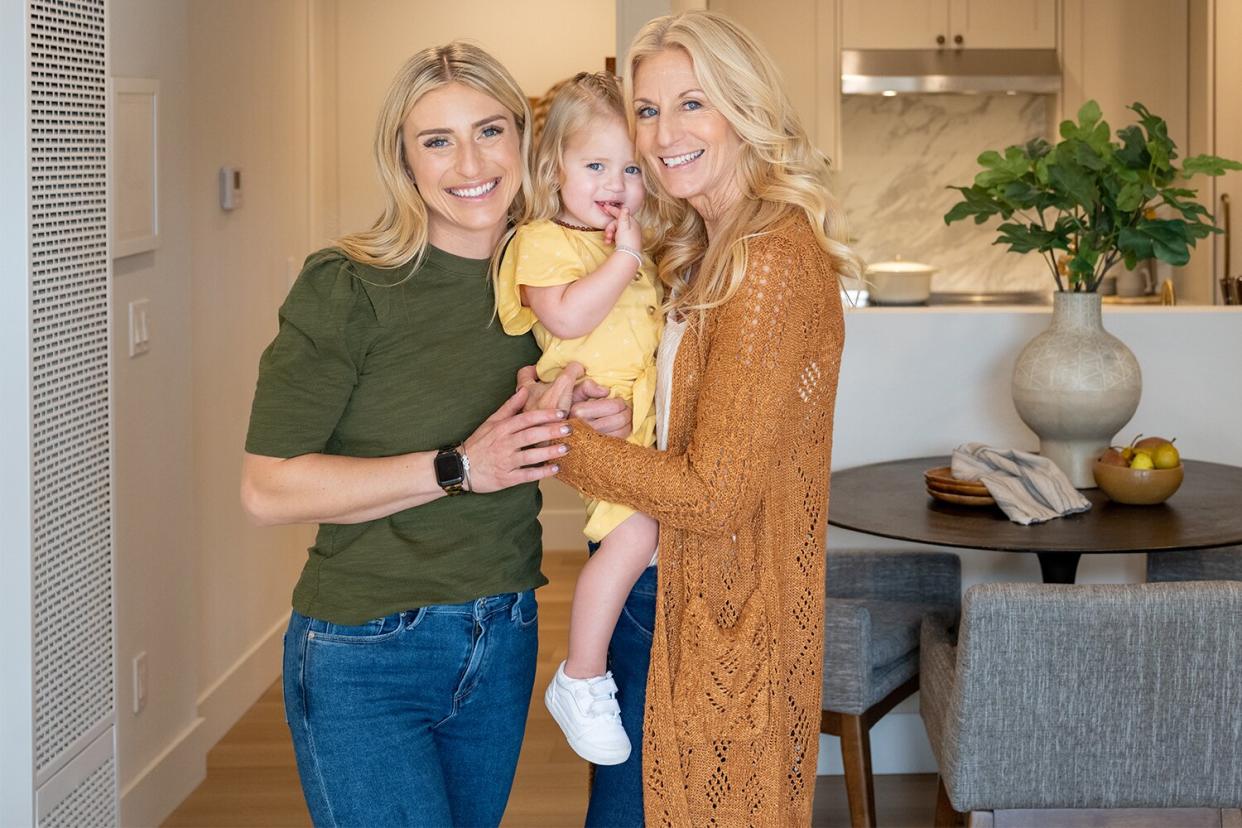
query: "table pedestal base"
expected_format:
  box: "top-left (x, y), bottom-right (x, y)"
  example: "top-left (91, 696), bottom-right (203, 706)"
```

top-left (1037, 552), bottom-right (1081, 584)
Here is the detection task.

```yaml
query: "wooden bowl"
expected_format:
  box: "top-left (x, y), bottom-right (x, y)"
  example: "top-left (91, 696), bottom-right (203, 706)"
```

top-left (923, 466), bottom-right (990, 497)
top-left (1092, 460), bottom-right (1184, 505)
top-left (926, 486), bottom-right (996, 507)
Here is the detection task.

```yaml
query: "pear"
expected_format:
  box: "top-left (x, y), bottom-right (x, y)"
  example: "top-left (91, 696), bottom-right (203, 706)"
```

top-left (1098, 448), bottom-right (1129, 467)
top-left (1130, 453), bottom-right (1155, 470)
top-left (1152, 443), bottom-right (1181, 470)
top-left (1135, 436), bottom-right (1174, 452)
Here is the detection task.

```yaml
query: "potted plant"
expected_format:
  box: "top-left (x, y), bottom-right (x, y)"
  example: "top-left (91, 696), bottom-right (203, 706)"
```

top-left (945, 100), bottom-right (1241, 486)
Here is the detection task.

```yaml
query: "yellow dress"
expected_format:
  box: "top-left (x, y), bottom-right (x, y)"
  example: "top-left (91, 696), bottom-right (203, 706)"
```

top-left (497, 219), bottom-right (663, 542)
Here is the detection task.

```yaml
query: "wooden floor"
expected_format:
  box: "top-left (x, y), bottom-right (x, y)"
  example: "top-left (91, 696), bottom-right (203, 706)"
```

top-left (164, 551), bottom-right (937, 827)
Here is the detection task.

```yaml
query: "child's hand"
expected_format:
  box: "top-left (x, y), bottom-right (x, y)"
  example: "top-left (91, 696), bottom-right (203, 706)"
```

top-left (603, 205), bottom-right (643, 253)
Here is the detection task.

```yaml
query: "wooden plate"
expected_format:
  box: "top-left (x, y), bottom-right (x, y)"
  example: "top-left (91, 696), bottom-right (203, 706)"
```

top-left (926, 486), bottom-right (996, 507)
top-left (923, 466), bottom-right (990, 496)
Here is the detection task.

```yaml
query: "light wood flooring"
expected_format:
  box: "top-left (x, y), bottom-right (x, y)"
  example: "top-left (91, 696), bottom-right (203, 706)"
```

top-left (164, 551), bottom-right (937, 827)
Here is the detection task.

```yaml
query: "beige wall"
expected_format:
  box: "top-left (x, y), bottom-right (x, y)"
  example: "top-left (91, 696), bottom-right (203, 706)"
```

top-left (110, 0), bottom-right (200, 822)
top-left (333, 0), bottom-right (615, 234)
top-left (115, 1), bottom-right (322, 823)
top-left (189, 0), bottom-right (315, 692)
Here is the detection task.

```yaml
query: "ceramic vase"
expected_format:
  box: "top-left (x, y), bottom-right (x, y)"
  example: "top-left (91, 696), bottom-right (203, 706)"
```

top-left (1011, 292), bottom-right (1142, 488)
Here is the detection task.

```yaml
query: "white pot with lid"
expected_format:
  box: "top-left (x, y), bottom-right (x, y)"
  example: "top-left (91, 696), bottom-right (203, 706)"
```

top-left (865, 260), bottom-right (938, 305)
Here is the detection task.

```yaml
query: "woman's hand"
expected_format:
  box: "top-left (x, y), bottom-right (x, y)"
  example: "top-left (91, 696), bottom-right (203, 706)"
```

top-left (462, 386), bottom-right (571, 493)
top-left (516, 364), bottom-right (634, 439)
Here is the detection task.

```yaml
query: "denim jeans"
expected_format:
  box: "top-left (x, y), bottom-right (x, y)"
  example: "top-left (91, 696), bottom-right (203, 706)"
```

top-left (585, 562), bottom-right (657, 828)
top-left (283, 590), bottom-right (538, 828)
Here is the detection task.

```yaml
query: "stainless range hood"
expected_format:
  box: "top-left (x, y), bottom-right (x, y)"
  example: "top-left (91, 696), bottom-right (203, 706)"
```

top-left (841, 49), bottom-right (1061, 95)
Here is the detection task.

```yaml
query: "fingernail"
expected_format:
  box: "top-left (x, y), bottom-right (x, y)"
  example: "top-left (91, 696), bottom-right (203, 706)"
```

top-left (556, 410), bottom-right (567, 419)
top-left (560, 425), bottom-right (571, 435)
top-left (550, 465), bottom-right (560, 473)
top-left (559, 444), bottom-right (569, 454)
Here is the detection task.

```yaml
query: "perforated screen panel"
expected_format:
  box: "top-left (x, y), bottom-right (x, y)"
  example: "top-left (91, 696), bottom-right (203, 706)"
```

top-left (28, 0), bottom-right (114, 782)
top-left (40, 755), bottom-right (116, 828)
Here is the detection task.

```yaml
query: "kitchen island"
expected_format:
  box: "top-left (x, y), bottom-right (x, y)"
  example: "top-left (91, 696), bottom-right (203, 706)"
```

top-left (821, 302), bottom-right (1242, 775)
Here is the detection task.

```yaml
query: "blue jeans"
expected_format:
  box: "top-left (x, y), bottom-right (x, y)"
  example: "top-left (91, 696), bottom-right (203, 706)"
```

top-left (585, 562), bottom-right (657, 828)
top-left (283, 591), bottom-right (538, 827)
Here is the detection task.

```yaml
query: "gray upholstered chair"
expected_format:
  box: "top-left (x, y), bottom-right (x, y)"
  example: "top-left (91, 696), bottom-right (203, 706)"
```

top-left (1148, 545), bottom-right (1242, 582)
top-left (920, 581), bottom-right (1242, 827)
top-left (821, 548), bottom-right (961, 828)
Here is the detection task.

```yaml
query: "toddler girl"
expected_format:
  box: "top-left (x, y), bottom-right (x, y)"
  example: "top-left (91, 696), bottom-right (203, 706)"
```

top-left (496, 72), bottom-right (660, 765)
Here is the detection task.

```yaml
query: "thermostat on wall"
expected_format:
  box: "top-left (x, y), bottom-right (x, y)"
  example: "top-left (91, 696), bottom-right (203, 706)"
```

top-left (219, 166), bottom-right (243, 210)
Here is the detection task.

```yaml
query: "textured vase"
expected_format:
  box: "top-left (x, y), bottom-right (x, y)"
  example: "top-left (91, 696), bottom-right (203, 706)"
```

top-left (1011, 292), bottom-right (1142, 488)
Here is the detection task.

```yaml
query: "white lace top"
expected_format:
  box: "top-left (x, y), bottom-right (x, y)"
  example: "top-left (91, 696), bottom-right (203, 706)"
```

top-left (648, 312), bottom-right (689, 567)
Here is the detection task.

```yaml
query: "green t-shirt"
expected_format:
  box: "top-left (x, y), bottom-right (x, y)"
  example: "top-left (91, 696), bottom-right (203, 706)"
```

top-left (245, 245), bottom-right (546, 624)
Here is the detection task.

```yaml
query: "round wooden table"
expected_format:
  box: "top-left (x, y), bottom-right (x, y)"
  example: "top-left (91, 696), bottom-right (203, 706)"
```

top-left (827, 457), bottom-right (1242, 583)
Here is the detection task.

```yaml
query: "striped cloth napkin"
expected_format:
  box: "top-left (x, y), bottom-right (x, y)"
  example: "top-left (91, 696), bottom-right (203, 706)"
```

top-left (950, 443), bottom-right (1092, 525)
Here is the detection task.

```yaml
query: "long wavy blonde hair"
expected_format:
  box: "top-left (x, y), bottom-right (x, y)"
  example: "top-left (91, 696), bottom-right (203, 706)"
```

top-left (335, 42), bottom-right (533, 269)
top-left (624, 12), bottom-right (862, 319)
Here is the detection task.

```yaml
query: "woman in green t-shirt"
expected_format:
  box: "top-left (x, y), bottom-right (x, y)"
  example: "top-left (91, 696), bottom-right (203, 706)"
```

top-left (241, 42), bottom-right (628, 827)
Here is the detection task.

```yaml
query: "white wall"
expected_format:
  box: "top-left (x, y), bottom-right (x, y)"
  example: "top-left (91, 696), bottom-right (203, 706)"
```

top-left (113, 1), bottom-right (321, 824)
top-left (108, 0), bottom-right (201, 823)
top-left (188, 0), bottom-right (316, 712)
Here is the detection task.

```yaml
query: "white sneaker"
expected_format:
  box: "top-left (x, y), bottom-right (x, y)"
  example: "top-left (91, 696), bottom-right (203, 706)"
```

top-left (544, 661), bottom-right (631, 765)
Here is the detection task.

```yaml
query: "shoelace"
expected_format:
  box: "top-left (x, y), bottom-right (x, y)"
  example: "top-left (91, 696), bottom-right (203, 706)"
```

top-left (585, 673), bottom-right (621, 719)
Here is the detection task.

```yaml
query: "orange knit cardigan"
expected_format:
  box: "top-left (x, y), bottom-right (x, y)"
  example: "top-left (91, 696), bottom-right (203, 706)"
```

top-left (559, 215), bottom-right (846, 826)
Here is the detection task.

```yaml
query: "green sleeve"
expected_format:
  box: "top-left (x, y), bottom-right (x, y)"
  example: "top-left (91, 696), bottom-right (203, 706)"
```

top-left (244, 250), bottom-right (378, 458)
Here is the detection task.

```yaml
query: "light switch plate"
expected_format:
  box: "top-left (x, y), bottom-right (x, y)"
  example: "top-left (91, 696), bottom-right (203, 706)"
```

top-left (129, 299), bottom-right (150, 357)
top-left (133, 651), bottom-right (147, 714)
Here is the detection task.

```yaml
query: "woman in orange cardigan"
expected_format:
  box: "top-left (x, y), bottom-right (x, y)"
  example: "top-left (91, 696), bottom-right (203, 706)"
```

top-left (532, 11), bottom-right (862, 826)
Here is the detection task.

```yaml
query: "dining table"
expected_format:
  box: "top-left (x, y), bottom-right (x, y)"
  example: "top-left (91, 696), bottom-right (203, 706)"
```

top-left (827, 456), bottom-right (1242, 584)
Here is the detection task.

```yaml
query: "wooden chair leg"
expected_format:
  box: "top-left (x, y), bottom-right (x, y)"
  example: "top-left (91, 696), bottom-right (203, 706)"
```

top-left (838, 713), bottom-right (877, 828)
top-left (935, 775), bottom-right (963, 828)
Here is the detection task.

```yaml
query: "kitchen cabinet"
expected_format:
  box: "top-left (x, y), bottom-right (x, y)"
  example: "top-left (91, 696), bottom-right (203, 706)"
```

top-left (842, 0), bottom-right (1055, 49)
top-left (1215, 0), bottom-right (1242, 305)
top-left (707, 0), bottom-right (842, 169)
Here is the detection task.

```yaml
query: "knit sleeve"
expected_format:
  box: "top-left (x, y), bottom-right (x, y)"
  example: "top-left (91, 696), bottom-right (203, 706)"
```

top-left (558, 228), bottom-right (835, 534)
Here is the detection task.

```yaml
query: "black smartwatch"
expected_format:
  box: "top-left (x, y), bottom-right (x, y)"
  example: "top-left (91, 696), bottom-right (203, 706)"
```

top-left (434, 445), bottom-right (466, 496)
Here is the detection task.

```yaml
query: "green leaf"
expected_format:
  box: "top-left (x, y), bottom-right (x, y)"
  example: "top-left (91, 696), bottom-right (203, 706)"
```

top-left (1181, 154), bottom-right (1242, 177)
top-left (1024, 137), bottom-right (1052, 160)
top-left (1048, 161), bottom-right (1098, 210)
top-left (1147, 139), bottom-right (1170, 171)
top-left (1078, 100), bottom-right (1103, 130)
top-left (1087, 120), bottom-right (1112, 155)
top-left (1116, 125), bottom-right (1151, 169)
top-left (1116, 181), bottom-right (1144, 212)
top-left (943, 185), bottom-right (1006, 225)
top-left (1074, 140), bottom-right (1109, 171)
top-left (1121, 220), bottom-right (1193, 266)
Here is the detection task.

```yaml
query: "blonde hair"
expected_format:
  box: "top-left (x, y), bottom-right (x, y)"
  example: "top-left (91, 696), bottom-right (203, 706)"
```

top-left (624, 11), bottom-right (863, 320)
top-left (335, 41), bottom-right (533, 270)
top-left (528, 71), bottom-right (629, 222)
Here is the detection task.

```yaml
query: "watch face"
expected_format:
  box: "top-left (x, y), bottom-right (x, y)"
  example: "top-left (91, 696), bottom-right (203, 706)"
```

top-left (434, 451), bottom-right (464, 486)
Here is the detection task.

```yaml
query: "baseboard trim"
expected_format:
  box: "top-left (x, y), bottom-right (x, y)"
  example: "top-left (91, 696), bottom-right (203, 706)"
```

top-left (119, 717), bottom-right (205, 827)
top-left (195, 613), bottom-right (289, 752)
top-left (121, 613), bottom-right (287, 827)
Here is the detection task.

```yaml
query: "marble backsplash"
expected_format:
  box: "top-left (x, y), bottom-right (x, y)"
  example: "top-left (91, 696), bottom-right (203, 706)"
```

top-left (831, 94), bottom-right (1055, 294)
